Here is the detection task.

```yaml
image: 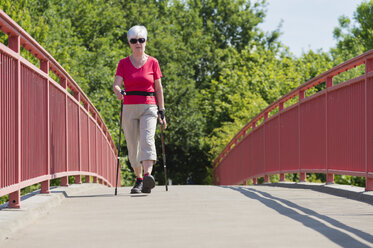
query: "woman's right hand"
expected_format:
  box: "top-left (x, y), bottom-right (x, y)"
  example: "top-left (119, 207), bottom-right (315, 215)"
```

top-left (113, 76), bottom-right (124, 100)
top-left (116, 90), bottom-right (125, 100)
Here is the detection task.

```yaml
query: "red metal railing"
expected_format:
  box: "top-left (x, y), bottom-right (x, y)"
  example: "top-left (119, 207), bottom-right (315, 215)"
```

top-left (214, 49), bottom-right (373, 191)
top-left (0, 9), bottom-right (120, 208)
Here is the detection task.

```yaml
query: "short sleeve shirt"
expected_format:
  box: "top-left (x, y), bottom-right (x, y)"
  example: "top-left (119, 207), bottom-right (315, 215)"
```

top-left (115, 56), bottom-right (162, 105)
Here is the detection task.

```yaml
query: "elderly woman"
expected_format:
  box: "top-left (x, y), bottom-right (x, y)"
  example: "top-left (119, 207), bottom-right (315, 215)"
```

top-left (113, 25), bottom-right (167, 194)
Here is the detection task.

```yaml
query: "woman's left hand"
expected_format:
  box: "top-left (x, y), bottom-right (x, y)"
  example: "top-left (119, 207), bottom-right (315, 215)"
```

top-left (158, 110), bottom-right (167, 129)
top-left (159, 117), bottom-right (167, 129)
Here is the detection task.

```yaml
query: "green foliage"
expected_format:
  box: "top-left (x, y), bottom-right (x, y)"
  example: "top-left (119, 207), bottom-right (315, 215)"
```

top-left (0, 195), bottom-right (8, 205)
top-left (332, 0), bottom-right (373, 60)
top-left (120, 156), bottom-right (136, 187)
top-left (329, 1), bottom-right (373, 84)
top-left (242, 173), bottom-right (365, 188)
top-left (334, 175), bottom-right (366, 187)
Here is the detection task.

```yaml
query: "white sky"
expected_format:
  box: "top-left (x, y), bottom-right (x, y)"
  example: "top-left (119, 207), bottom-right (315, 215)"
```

top-left (258, 0), bottom-right (365, 56)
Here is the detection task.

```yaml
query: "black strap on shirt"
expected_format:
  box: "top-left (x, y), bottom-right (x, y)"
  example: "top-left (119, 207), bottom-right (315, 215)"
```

top-left (125, 91), bottom-right (155, 96)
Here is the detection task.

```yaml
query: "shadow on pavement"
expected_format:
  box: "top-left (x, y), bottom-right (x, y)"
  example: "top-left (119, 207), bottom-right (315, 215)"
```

top-left (226, 186), bottom-right (373, 248)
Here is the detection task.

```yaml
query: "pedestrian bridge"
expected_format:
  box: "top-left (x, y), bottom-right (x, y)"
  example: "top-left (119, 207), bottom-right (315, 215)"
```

top-left (1, 9), bottom-right (373, 248)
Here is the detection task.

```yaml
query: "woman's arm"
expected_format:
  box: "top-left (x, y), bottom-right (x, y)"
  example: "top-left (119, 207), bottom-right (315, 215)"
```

top-left (113, 76), bottom-right (124, 100)
top-left (155, 78), bottom-right (164, 109)
top-left (155, 78), bottom-right (167, 128)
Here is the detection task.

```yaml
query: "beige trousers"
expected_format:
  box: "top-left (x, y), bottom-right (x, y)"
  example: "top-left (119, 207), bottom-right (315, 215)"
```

top-left (121, 104), bottom-right (158, 169)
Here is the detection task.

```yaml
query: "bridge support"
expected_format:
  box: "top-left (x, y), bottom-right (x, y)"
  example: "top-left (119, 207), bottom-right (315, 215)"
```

top-left (326, 174), bottom-right (334, 184)
top-left (93, 176), bottom-right (98, 183)
top-left (264, 175), bottom-right (270, 183)
top-left (41, 180), bottom-right (50, 194)
top-left (61, 176), bottom-right (69, 187)
top-left (85, 176), bottom-right (90, 183)
top-left (75, 175), bottom-right (82, 184)
top-left (8, 191), bottom-right (20, 208)
top-left (280, 173), bottom-right (285, 182)
top-left (367, 178), bottom-right (373, 191)
top-left (299, 172), bottom-right (306, 182)
top-left (253, 178), bottom-right (257, 184)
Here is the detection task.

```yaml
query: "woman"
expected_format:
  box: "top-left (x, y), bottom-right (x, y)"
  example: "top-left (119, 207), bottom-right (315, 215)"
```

top-left (113, 25), bottom-right (167, 194)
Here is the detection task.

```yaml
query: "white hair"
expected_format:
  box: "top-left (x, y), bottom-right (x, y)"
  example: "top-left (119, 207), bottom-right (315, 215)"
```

top-left (127, 25), bottom-right (148, 41)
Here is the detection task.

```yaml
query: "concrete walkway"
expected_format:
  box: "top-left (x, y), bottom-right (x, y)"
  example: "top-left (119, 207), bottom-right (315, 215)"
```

top-left (0, 184), bottom-right (373, 248)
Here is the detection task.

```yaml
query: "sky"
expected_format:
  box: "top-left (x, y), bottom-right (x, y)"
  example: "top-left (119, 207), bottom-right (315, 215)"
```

top-left (258, 0), bottom-right (365, 57)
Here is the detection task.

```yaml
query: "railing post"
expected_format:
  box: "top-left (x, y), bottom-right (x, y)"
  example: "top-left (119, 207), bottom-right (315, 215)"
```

top-left (299, 91), bottom-right (306, 182)
top-left (326, 76), bottom-right (334, 184)
top-left (8, 35), bottom-right (20, 53)
top-left (93, 114), bottom-right (98, 184)
top-left (365, 58), bottom-right (373, 191)
top-left (263, 113), bottom-right (270, 183)
top-left (326, 76), bottom-right (333, 88)
top-left (74, 91), bottom-right (82, 184)
top-left (279, 103), bottom-right (285, 182)
top-left (40, 59), bottom-right (50, 194)
top-left (85, 105), bottom-right (90, 184)
top-left (8, 34), bottom-right (21, 208)
top-left (60, 78), bottom-right (69, 187)
top-left (251, 121), bottom-right (257, 184)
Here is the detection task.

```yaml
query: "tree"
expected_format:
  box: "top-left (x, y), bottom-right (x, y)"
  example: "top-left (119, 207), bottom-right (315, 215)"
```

top-left (332, 0), bottom-right (373, 60)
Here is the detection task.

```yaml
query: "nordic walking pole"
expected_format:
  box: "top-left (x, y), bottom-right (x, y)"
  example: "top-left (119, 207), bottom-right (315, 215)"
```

top-left (115, 90), bottom-right (125, 196)
top-left (160, 123), bottom-right (168, 191)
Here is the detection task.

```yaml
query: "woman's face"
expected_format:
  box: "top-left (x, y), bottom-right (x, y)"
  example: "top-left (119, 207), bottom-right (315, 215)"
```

top-left (129, 35), bottom-right (146, 54)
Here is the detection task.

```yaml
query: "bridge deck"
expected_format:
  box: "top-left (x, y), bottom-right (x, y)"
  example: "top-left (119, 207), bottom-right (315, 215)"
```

top-left (0, 184), bottom-right (372, 248)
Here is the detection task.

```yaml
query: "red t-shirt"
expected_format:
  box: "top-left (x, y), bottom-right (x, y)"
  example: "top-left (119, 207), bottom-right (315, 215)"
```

top-left (115, 56), bottom-right (162, 105)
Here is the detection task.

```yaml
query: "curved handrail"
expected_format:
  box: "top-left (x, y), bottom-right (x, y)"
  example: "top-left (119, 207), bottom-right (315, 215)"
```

top-left (0, 9), bottom-right (120, 207)
top-left (214, 49), bottom-right (373, 190)
top-left (0, 10), bottom-right (113, 147)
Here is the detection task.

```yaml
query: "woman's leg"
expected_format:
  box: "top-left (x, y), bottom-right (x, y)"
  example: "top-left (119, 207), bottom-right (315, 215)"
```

top-left (139, 105), bottom-right (158, 193)
top-left (122, 106), bottom-right (142, 170)
top-left (139, 105), bottom-right (158, 167)
top-left (134, 166), bottom-right (143, 178)
top-left (142, 160), bottom-right (154, 175)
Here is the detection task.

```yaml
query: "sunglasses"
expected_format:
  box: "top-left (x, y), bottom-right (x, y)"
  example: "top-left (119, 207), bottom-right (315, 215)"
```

top-left (129, 38), bottom-right (146, 44)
